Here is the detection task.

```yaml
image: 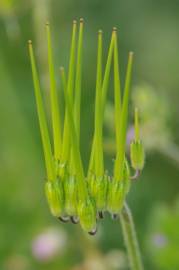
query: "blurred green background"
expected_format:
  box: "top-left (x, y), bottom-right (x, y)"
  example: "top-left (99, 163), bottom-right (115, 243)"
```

top-left (0, 0), bottom-right (179, 269)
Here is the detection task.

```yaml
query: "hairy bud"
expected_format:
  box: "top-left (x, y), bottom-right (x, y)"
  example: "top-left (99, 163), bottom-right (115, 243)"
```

top-left (107, 160), bottom-right (130, 215)
top-left (64, 175), bottom-right (78, 216)
top-left (78, 197), bottom-right (97, 233)
top-left (107, 180), bottom-right (125, 215)
top-left (130, 140), bottom-right (145, 170)
top-left (45, 179), bottom-right (64, 217)
top-left (88, 174), bottom-right (109, 211)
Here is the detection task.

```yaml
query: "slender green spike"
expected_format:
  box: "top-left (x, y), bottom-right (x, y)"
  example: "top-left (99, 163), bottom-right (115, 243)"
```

top-left (46, 22), bottom-right (62, 160)
top-left (134, 107), bottom-right (139, 141)
top-left (87, 29), bottom-right (115, 177)
top-left (96, 30), bottom-right (103, 94)
top-left (94, 30), bottom-right (104, 176)
top-left (113, 28), bottom-right (122, 151)
top-left (87, 140), bottom-right (95, 177)
top-left (101, 29), bottom-right (115, 113)
top-left (61, 20), bottom-right (77, 165)
top-left (28, 40), bottom-right (55, 181)
top-left (74, 18), bottom-right (84, 143)
top-left (67, 20), bottom-right (77, 93)
top-left (114, 52), bottom-right (134, 181)
top-left (60, 67), bottom-right (88, 200)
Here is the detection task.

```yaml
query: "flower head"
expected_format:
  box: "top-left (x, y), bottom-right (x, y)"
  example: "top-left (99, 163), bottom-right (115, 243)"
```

top-left (28, 19), bottom-right (145, 234)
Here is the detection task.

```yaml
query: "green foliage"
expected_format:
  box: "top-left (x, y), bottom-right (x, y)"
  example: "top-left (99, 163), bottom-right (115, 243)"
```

top-left (0, 0), bottom-right (21, 14)
top-left (146, 198), bottom-right (179, 270)
top-left (1, 1), bottom-right (179, 269)
top-left (132, 84), bottom-right (172, 151)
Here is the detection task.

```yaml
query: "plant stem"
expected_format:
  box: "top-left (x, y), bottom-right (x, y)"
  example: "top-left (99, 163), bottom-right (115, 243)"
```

top-left (119, 202), bottom-right (144, 270)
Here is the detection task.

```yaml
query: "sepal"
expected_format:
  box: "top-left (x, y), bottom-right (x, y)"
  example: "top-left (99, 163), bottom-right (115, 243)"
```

top-left (45, 179), bottom-right (64, 217)
top-left (130, 140), bottom-right (145, 170)
top-left (78, 197), bottom-right (97, 233)
top-left (107, 180), bottom-right (125, 215)
top-left (88, 174), bottom-right (109, 211)
top-left (64, 175), bottom-right (78, 216)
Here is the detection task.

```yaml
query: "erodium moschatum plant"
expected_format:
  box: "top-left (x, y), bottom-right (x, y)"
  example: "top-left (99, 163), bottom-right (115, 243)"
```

top-left (28, 19), bottom-right (145, 235)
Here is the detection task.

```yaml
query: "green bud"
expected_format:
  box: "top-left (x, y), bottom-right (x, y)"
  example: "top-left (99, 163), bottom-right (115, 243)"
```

top-left (88, 174), bottom-right (109, 211)
top-left (130, 140), bottom-right (145, 170)
top-left (45, 179), bottom-right (64, 217)
top-left (87, 173), bottom-right (96, 198)
top-left (64, 175), bottom-right (78, 216)
top-left (107, 180), bottom-right (125, 215)
top-left (130, 107), bottom-right (145, 171)
top-left (78, 197), bottom-right (97, 233)
top-left (107, 160), bottom-right (130, 214)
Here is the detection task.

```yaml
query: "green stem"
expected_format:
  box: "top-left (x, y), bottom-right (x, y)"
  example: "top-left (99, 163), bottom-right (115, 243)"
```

top-left (119, 202), bottom-right (144, 270)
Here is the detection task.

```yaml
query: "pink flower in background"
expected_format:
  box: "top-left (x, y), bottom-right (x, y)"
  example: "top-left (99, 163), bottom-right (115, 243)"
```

top-left (32, 227), bottom-right (67, 262)
top-left (127, 126), bottom-right (134, 146)
top-left (152, 233), bottom-right (168, 248)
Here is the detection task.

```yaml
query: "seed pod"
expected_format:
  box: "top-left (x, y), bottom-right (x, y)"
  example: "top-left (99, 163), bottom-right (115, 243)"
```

top-left (130, 108), bottom-right (145, 171)
top-left (107, 180), bottom-right (125, 215)
top-left (45, 179), bottom-right (64, 217)
top-left (87, 173), bottom-right (96, 198)
top-left (107, 160), bottom-right (130, 215)
top-left (64, 175), bottom-right (78, 216)
top-left (130, 140), bottom-right (145, 170)
top-left (89, 174), bottom-right (109, 212)
top-left (78, 197), bottom-right (97, 233)
top-left (96, 174), bottom-right (109, 211)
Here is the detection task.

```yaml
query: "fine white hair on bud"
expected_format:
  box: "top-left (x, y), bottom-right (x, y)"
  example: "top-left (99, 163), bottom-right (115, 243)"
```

top-left (130, 108), bottom-right (145, 171)
top-left (45, 180), bottom-right (64, 217)
top-left (64, 175), bottom-right (78, 217)
top-left (130, 140), bottom-right (145, 170)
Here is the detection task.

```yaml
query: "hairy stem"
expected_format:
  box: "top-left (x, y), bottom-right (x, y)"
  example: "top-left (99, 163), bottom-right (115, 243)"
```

top-left (120, 202), bottom-right (144, 270)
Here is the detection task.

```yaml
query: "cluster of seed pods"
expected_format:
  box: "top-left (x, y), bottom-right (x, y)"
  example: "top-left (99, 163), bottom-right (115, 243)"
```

top-left (29, 19), bottom-right (145, 235)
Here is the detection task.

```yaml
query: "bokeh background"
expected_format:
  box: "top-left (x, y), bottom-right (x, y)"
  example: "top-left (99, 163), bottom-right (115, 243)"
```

top-left (0, 0), bottom-right (179, 269)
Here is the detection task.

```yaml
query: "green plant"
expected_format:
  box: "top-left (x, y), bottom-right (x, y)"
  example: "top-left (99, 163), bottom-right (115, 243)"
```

top-left (146, 197), bottom-right (179, 270)
top-left (29, 19), bottom-right (145, 269)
